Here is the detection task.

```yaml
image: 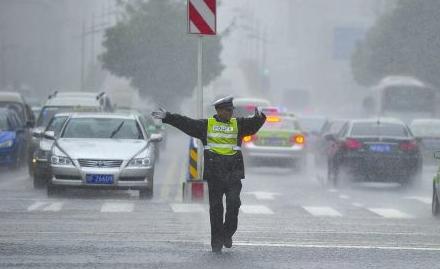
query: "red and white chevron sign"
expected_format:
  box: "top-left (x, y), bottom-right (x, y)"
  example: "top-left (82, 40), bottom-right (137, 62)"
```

top-left (188, 0), bottom-right (216, 35)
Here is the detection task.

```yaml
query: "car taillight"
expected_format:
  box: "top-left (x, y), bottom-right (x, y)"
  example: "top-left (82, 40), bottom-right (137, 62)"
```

top-left (344, 138), bottom-right (363, 150)
top-left (291, 134), bottom-right (305, 145)
top-left (399, 140), bottom-right (418, 151)
top-left (243, 135), bottom-right (257, 143)
top-left (266, 116), bottom-right (281, 123)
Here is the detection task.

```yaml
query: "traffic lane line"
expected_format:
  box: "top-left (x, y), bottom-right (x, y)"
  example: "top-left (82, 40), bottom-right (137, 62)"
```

top-left (0, 236), bottom-right (439, 252)
top-left (367, 208), bottom-right (414, 219)
top-left (101, 202), bottom-right (134, 213)
top-left (43, 202), bottom-right (63, 212)
top-left (240, 205), bottom-right (274, 214)
top-left (170, 203), bottom-right (205, 213)
top-left (404, 196), bottom-right (431, 205)
top-left (27, 201), bottom-right (47, 211)
top-left (302, 206), bottom-right (342, 217)
top-left (234, 241), bottom-right (440, 251)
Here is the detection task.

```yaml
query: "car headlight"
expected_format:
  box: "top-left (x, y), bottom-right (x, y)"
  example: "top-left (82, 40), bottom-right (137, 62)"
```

top-left (128, 157), bottom-right (151, 167)
top-left (51, 155), bottom-right (73, 166)
top-left (0, 140), bottom-right (13, 149)
top-left (34, 150), bottom-right (50, 161)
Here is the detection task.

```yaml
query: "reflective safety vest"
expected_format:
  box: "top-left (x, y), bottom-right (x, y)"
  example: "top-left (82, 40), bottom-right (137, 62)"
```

top-left (205, 117), bottom-right (240, 155)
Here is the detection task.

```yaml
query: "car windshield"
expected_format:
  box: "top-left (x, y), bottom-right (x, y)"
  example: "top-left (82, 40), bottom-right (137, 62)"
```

top-left (0, 114), bottom-right (9, 130)
top-left (351, 122), bottom-right (409, 137)
top-left (262, 117), bottom-right (300, 130)
top-left (0, 102), bottom-right (24, 120)
top-left (37, 106), bottom-right (99, 127)
top-left (62, 118), bottom-right (143, 139)
top-left (410, 121), bottom-right (440, 137)
top-left (233, 101), bottom-right (271, 118)
top-left (46, 116), bottom-right (68, 136)
top-left (326, 121), bottom-right (347, 134)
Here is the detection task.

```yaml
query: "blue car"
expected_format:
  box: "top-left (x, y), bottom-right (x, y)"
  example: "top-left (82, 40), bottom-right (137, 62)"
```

top-left (0, 108), bottom-right (27, 168)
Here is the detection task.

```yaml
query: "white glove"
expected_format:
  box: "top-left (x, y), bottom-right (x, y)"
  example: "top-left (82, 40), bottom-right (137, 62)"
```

top-left (254, 107), bottom-right (262, 117)
top-left (151, 108), bottom-right (167, 119)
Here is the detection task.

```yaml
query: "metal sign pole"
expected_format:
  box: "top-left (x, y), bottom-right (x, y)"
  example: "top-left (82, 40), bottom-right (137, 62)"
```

top-left (196, 35), bottom-right (204, 180)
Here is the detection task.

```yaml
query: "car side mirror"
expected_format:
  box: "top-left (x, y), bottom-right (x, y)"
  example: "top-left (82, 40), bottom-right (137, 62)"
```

top-left (324, 134), bottom-right (336, 141)
top-left (32, 127), bottom-right (45, 138)
top-left (26, 121), bottom-right (34, 128)
top-left (150, 133), bottom-right (163, 143)
top-left (43, 131), bottom-right (56, 140)
top-left (434, 151), bottom-right (440, 160)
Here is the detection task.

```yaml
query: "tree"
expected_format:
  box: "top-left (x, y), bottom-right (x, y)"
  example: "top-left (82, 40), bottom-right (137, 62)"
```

top-left (100, 0), bottom-right (224, 108)
top-left (351, 0), bottom-right (440, 87)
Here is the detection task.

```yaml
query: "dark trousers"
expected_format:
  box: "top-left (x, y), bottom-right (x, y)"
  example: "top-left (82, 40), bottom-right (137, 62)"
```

top-left (207, 179), bottom-right (242, 248)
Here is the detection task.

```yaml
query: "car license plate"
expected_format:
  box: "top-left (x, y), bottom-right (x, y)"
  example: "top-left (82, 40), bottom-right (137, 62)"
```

top-left (369, 144), bottom-right (391, 153)
top-left (86, 174), bottom-right (114, 184)
top-left (264, 137), bottom-right (284, 146)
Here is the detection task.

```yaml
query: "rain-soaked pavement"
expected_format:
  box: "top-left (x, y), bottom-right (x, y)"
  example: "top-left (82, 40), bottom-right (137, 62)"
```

top-left (0, 131), bottom-right (440, 268)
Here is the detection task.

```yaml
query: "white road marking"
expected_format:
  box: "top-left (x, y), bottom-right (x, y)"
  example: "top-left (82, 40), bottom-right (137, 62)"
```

top-left (240, 205), bottom-right (273, 214)
top-left (368, 208), bottom-right (413, 219)
top-left (27, 202), bottom-right (47, 211)
top-left (404, 196), bottom-right (431, 205)
top-left (43, 202), bottom-right (63, 212)
top-left (235, 242), bottom-right (440, 251)
top-left (244, 191), bottom-right (281, 200)
top-left (327, 189), bottom-right (338, 193)
top-left (303, 206), bottom-right (342, 217)
top-left (352, 202), bottom-right (364, 207)
top-left (339, 194), bottom-right (350, 200)
top-left (101, 202), bottom-right (134, 213)
top-left (170, 203), bottom-right (205, 213)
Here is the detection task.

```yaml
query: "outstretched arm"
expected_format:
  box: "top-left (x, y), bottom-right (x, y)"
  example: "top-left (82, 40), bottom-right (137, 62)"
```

top-left (161, 113), bottom-right (207, 141)
top-left (237, 108), bottom-right (266, 137)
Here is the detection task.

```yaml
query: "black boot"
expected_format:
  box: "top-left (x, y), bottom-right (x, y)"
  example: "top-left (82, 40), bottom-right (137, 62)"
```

top-left (212, 245), bottom-right (222, 253)
top-left (223, 237), bottom-right (232, 248)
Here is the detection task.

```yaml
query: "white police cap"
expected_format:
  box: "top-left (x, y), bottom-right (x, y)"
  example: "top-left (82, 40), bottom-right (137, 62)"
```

top-left (212, 96), bottom-right (234, 109)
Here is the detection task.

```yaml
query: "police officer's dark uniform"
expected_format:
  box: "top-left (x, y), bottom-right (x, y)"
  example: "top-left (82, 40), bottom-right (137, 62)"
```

top-left (153, 96), bottom-right (266, 252)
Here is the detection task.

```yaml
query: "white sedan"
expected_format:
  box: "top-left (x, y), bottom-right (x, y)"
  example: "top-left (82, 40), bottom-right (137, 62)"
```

top-left (47, 113), bottom-right (161, 199)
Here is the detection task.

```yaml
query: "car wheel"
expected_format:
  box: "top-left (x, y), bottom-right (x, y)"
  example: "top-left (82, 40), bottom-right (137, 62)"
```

top-left (139, 188), bottom-right (153, 200)
top-left (432, 183), bottom-right (440, 217)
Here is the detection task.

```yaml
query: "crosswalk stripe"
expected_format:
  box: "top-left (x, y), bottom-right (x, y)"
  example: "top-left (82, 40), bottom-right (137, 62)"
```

top-left (240, 205), bottom-right (273, 214)
top-left (27, 202), bottom-right (47, 211)
top-left (170, 203), bottom-right (205, 213)
top-left (368, 208), bottom-right (413, 219)
top-left (101, 202), bottom-right (134, 213)
top-left (303, 206), bottom-right (342, 217)
top-left (43, 202), bottom-right (63, 212)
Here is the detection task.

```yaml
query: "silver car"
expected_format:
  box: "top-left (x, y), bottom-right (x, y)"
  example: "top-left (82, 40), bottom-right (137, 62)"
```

top-left (47, 113), bottom-right (161, 199)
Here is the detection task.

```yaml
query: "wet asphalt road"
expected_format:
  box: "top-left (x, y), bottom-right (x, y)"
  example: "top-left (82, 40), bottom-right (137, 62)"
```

top-left (0, 131), bottom-right (439, 268)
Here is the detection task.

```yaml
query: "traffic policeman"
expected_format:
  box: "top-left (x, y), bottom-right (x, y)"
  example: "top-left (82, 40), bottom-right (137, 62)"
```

top-left (152, 96), bottom-right (266, 252)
